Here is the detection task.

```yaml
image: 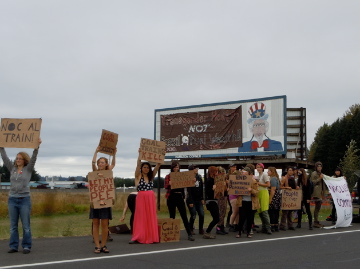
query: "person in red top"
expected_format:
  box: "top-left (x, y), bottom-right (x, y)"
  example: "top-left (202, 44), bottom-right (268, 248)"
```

top-left (164, 161), bottom-right (195, 241)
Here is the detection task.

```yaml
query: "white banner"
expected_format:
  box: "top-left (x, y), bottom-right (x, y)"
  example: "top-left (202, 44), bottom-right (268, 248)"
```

top-left (323, 175), bottom-right (352, 228)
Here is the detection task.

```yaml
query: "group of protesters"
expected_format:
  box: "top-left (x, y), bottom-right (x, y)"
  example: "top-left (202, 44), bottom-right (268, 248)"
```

top-left (121, 160), bottom-right (335, 246)
top-left (0, 141), bottom-right (337, 254)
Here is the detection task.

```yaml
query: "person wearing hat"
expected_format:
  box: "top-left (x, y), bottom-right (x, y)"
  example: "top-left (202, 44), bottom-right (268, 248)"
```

top-left (186, 164), bottom-right (205, 235)
top-left (238, 102), bottom-right (283, 153)
top-left (311, 161), bottom-right (326, 228)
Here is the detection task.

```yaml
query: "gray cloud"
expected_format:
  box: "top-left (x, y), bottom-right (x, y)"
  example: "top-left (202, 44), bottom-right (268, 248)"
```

top-left (1, 0), bottom-right (359, 178)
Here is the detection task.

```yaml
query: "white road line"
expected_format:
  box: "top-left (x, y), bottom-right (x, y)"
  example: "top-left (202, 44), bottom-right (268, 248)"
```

top-left (1, 229), bottom-right (360, 269)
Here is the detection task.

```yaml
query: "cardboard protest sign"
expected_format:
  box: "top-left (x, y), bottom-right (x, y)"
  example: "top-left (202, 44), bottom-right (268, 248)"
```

top-left (139, 138), bottom-right (166, 164)
top-left (228, 174), bottom-right (252, 195)
top-left (98, 129), bottom-right (118, 155)
top-left (88, 170), bottom-right (115, 209)
top-left (214, 174), bottom-right (226, 199)
top-left (0, 118), bottom-right (42, 148)
top-left (323, 175), bottom-right (352, 227)
top-left (281, 189), bottom-right (302, 210)
top-left (158, 218), bottom-right (180, 243)
top-left (170, 171), bottom-right (195, 189)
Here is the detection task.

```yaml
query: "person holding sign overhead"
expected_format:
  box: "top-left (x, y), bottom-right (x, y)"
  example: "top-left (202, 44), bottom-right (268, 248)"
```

top-left (0, 138), bottom-right (41, 254)
top-left (90, 146), bottom-right (116, 254)
top-left (164, 161), bottom-right (195, 241)
top-left (129, 150), bottom-right (161, 244)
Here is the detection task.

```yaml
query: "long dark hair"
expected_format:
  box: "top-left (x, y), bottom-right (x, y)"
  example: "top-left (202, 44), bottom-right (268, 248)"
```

top-left (334, 167), bottom-right (343, 177)
top-left (141, 162), bottom-right (154, 181)
top-left (298, 168), bottom-right (308, 186)
top-left (170, 160), bottom-right (179, 172)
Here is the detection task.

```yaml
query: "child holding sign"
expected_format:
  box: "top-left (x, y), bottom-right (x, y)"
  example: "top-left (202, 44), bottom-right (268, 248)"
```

top-left (90, 146), bottom-right (116, 254)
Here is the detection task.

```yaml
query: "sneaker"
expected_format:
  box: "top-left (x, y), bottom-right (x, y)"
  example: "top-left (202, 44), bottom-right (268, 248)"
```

top-left (188, 235), bottom-right (195, 241)
top-left (249, 229), bottom-right (254, 235)
top-left (23, 248), bottom-right (31, 254)
top-left (288, 227), bottom-right (295, 231)
top-left (203, 233), bottom-right (216, 239)
top-left (199, 229), bottom-right (205, 235)
top-left (8, 249), bottom-right (18, 253)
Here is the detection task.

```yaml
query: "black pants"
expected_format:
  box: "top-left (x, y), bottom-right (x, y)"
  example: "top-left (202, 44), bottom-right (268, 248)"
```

top-left (127, 194), bottom-right (137, 231)
top-left (297, 201), bottom-right (312, 225)
top-left (205, 201), bottom-right (220, 233)
top-left (226, 196), bottom-right (232, 225)
top-left (167, 193), bottom-right (191, 235)
top-left (268, 209), bottom-right (280, 226)
top-left (238, 201), bottom-right (254, 235)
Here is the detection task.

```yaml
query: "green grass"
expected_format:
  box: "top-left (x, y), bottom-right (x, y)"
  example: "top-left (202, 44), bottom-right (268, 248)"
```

top-left (0, 190), bottom-right (335, 240)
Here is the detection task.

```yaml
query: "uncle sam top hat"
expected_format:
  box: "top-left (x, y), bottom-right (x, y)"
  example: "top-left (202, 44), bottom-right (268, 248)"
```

top-left (247, 102), bottom-right (269, 124)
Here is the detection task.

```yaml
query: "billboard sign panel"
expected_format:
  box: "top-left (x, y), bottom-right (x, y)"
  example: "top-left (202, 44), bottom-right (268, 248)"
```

top-left (154, 95), bottom-right (286, 158)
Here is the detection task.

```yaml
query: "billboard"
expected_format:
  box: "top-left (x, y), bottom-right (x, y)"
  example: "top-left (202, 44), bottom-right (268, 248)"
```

top-left (154, 95), bottom-right (286, 158)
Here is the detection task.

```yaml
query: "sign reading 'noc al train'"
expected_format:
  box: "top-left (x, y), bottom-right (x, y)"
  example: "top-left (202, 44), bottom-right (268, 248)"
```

top-left (155, 95), bottom-right (287, 159)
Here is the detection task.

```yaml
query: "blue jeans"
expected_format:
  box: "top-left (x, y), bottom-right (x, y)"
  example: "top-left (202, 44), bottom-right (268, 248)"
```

top-left (8, 196), bottom-right (32, 250)
top-left (187, 200), bottom-right (204, 231)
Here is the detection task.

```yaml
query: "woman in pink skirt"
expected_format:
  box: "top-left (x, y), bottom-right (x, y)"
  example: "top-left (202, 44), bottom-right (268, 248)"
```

top-left (129, 154), bottom-right (161, 244)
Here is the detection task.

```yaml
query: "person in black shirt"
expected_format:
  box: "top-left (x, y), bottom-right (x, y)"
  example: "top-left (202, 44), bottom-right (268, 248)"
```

top-left (186, 164), bottom-right (205, 235)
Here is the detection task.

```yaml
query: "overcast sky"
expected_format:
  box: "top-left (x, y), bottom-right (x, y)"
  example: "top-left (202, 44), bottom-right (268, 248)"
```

top-left (1, 0), bottom-right (359, 179)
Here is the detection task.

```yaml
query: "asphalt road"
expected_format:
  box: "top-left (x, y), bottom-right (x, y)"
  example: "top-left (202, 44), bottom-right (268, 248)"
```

top-left (0, 222), bottom-right (360, 269)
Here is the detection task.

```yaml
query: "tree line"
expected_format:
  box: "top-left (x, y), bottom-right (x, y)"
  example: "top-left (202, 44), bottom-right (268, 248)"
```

top-left (309, 104), bottom-right (360, 188)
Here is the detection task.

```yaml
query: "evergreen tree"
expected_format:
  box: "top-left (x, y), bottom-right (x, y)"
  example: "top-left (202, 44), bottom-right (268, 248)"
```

top-left (339, 140), bottom-right (360, 188)
top-left (309, 104), bottom-right (360, 175)
top-left (31, 170), bottom-right (41, 181)
top-left (0, 164), bottom-right (10, 182)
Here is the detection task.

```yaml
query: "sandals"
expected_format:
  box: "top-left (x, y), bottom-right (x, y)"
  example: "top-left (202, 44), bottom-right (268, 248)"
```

top-left (94, 247), bottom-right (101, 254)
top-left (101, 246), bottom-right (110, 253)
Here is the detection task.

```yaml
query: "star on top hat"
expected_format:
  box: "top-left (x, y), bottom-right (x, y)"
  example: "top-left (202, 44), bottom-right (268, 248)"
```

top-left (247, 102), bottom-right (269, 124)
